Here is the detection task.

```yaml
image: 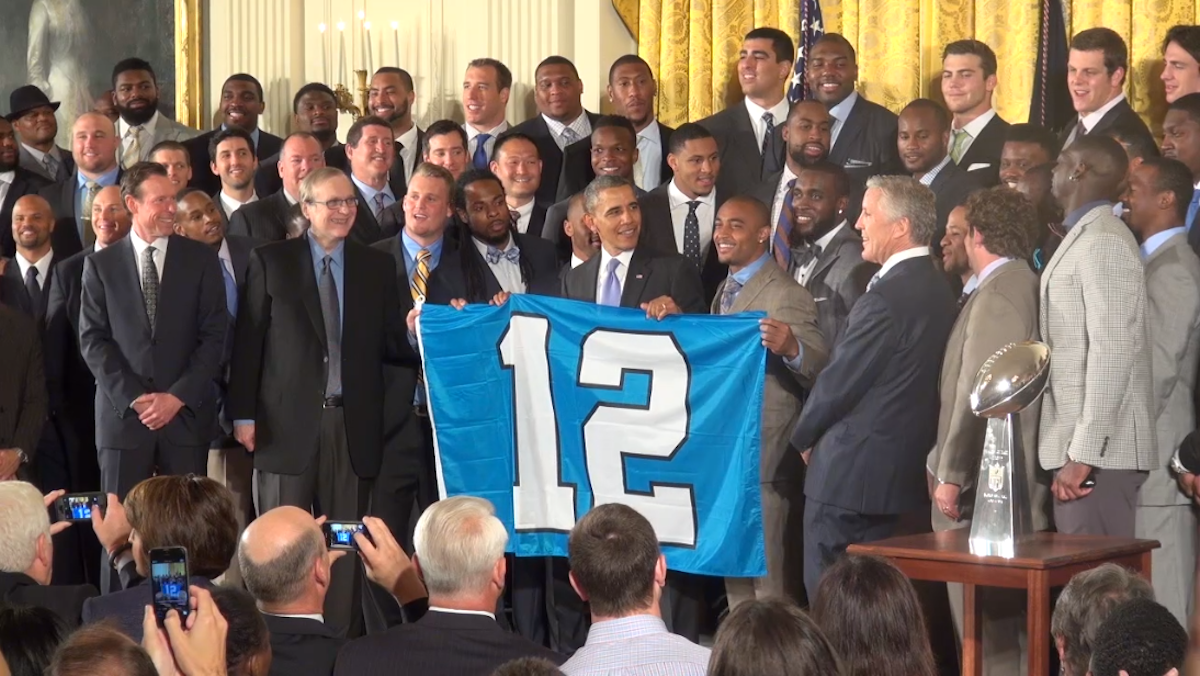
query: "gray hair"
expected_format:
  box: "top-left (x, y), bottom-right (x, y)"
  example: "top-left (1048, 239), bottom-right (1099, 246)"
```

top-left (1051, 563), bottom-right (1154, 676)
top-left (865, 175), bottom-right (938, 247)
top-left (413, 496), bottom-right (508, 598)
top-left (237, 527), bottom-right (325, 605)
top-left (298, 166), bottom-right (348, 204)
top-left (0, 482), bottom-right (50, 573)
top-left (583, 174), bottom-right (636, 216)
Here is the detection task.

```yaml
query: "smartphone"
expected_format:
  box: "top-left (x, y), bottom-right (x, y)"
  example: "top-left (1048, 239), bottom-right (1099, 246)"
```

top-left (322, 521), bottom-right (372, 551)
top-left (53, 492), bottom-right (107, 522)
top-left (149, 546), bottom-right (190, 626)
top-left (1082, 469), bottom-right (1098, 489)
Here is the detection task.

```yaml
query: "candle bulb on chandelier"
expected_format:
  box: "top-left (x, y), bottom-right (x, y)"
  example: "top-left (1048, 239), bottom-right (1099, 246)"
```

top-left (365, 21), bottom-right (373, 74)
top-left (392, 21), bottom-right (399, 66)
top-left (358, 11), bottom-right (367, 73)
top-left (337, 21), bottom-right (346, 85)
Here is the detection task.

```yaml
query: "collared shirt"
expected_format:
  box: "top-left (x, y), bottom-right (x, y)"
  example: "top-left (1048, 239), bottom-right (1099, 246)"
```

top-left (22, 143), bottom-right (65, 172)
top-left (130, 227), bottom-right (170, 288)
top-left (118, 110), bottom-right (161, 162)
top-left (1080, 93), bottom-right (1127, 134)
top-left (544, 112), bottom-right (593, 151)
top-left (561, 615), bottom-right (710, 676)
top-left (635, 122), bottom-right (663, 190)
top-left (950, 108), bottom-right (997, 161)
top-left (221, 124), bottom-right (262, 152)
top-left (265, 612), bottom-right (325, 623)
top-left (465, 122), bottom-right (509, 162)
top-left (794, 221), bottom-right (847, 286)
top-left (571, 253), bottom-right (586, 269)
top-left (395, 124), bottom-right (419, 180)
top-left (962, 274), bottom-right (979, 295)
top-left (306, 230), bottom-right (344, 329)
top-left (595, 248), bottom-right (635, 302)
top-left (744, 97), bottom-right (790, 153)
top-left (1140, 226), bottom-right (1188, 260)
top-left (473, 235), bottom-right (525, 293)
top-left (1063, 200), bottom-right (1113, 231)
top-left (0, 171), bottom-right (13, 209)
top-left (217, 237), bottom-right (235, 280)
top-left (828, 91), bottom-right (860, 150)
top-left (283, 189), bottom-right (299, 206)
top-left (428, 606), bottom-right (496, 620)
top-left (351, 175), bottom-right (395, 220)
top-left (977, 256), bottom-right (1013, 285)
top-left (512, 199), bottom-right (535, 235)
top-left (401, 231), bottom-right (445, 288)
top-left (15, 250), bottom-right (53, 290)
top-left (219, 190), bottom-right (257, 217)
top-left (768, 164), bottom-right (799, 245)
top-left (667, 180), bottom-right (716, 256)
top-left (728, 252), bottom-right (807, 372)
top-left (76, 167), bottom-right (121, 236)
top-left (917, 154), bottom-right (953, 187)
top-left (875, 246), bottom-right (931, 283)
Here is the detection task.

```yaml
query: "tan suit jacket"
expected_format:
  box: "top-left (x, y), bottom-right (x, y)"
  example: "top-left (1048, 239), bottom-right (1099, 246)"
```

top-left (928, 260), bottom-right (1051, 530)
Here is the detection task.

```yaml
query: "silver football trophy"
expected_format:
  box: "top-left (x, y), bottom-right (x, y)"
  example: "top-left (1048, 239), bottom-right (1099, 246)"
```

top-left (967, 341), bottom-right (1051, 558)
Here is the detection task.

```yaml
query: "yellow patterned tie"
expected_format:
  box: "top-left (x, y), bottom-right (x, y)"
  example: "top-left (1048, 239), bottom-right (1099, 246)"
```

top-left (411, 248), bottom-right (431, 302)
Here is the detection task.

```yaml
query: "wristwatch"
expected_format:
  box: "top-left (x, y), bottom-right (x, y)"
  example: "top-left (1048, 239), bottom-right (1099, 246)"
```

top-left (1171, 453), bottom-right (1189, 476)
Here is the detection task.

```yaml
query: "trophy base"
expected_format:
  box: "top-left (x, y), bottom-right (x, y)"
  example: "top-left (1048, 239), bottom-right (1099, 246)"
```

top-left (968, 415), bottom-right (1033, 559)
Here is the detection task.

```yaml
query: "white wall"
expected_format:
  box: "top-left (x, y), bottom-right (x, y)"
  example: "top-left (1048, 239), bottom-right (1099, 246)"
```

top-left (203, 0), bottom-right (637, 136)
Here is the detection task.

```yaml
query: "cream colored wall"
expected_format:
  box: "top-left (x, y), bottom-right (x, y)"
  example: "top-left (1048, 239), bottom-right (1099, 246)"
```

top-left (203, 0), bottom-right (636, 137)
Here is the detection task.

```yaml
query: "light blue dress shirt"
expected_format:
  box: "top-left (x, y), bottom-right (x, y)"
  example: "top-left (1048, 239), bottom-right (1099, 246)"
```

top-left (724, 252), bottom-right (806, 371)
top-left (75, 166), bottom-right (121, 237)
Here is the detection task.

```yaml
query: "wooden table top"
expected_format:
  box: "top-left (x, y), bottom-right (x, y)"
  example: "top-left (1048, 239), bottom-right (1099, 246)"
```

top-left (847, 529), bottom-right (1159, 570)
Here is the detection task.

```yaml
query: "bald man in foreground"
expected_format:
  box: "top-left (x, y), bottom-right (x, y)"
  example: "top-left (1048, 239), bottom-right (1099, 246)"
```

top-left (39, 112), bottom-right (123, 259)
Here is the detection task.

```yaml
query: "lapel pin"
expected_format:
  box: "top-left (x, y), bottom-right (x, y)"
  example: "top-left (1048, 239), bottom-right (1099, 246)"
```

top-left (635, 274), bottom-right (644, 279)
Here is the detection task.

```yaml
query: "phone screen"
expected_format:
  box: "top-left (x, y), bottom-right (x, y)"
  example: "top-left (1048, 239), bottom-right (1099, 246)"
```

top-left (150, 548), bottom-right (190, 625)
top-left (324, 521), bottom-right (368, 550)
top-left (55, 493), bottom-right (105, 522)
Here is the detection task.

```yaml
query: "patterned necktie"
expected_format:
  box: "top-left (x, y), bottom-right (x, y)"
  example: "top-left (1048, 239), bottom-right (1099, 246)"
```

top-left (633, 135), bottom-right (648, 190)
top-left (773, 179), bottom-right (797, 269)
top-left (486, 245), bottom-right (521, 264)
top-left (958, 289), bottom-right (972, 310)
top-left (561, 127), bottom-right (580, 147)
top-left (318, 255), bottom-right (342, 396)
top-left (949, 129), bottom-right (970, 163)
top-left (372, 193), bottom-right (389, 220)
top-left (683, 201), bottom-right (702, 264)
top-left (761, 112), bottom-right (775, 155)
top-left (473, 133), bottom-right (491, 170)
top-left (24, 266), bottom-right (41, 316)
top-left (42, 153), bottom-right (59, 180)
top-left (221, 260), bottom-right (238, 319)
top-left (1068, 119), bottom-right (1087, 148)
top-left (1187, 190), bottom-right (1200, 231)
top-left (82, 181), bottom-right (100, 248)
top-left (599, 257), bottom-right (622, 306)
top-left (141, 245), bottom-right (160, 330)
top-left (866, 272), bottom-right (881, 292)
top-left (124, 126), bottom-right (144, 169)
top-left (791, 243), bottom-right (823, 271)
top-left (719, 277), bottom-right (742, 315)
top-left (411, 248), bottom-right (432, 302)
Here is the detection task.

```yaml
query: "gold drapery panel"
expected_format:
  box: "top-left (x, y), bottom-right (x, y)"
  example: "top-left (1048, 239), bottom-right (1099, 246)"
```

top-left (612, 0), bottom-right (1194, 131)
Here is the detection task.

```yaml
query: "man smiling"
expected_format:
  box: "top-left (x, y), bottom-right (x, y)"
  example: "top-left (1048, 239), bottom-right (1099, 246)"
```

top-left (1059, 28), bottom-right (1154, 152)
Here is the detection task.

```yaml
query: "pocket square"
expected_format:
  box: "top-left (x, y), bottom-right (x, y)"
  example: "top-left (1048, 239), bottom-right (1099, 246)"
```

top-left (967, 163), bottom-right (991, 171)
top-left (844, 159), bottom-right (871, 168)
top-left (814, 297), bottom-right (829, 302)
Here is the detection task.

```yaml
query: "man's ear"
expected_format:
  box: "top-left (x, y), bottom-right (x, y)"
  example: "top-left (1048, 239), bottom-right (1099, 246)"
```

top-left (568, 570), bottom-right (588, 601)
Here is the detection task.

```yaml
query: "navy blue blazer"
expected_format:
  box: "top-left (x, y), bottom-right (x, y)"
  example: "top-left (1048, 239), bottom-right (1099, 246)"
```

top-left (81, 575), bottom-right (215, 642)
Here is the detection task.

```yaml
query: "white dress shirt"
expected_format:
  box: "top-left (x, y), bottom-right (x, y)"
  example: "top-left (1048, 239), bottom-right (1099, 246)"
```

top-left (828, 91), bottom-right (860, 151)
top-left (874, 246), bottom-right (931, 284)
top-left (544, 112), bottom-right (593, 151)
top-left (667, 180), bottom-right (716, 256)
top-left (265, 612), bottom-right (325, 622)
top-left (595, 248), bottom-right (634, 301)
top-left (15, 250), bottom-right (54, 289)
top-left (395, 125), bottom-right (420, 181)
top-left (1080, 93), bottom-right (1127, 134)
top-left (130, 228), bottom-right (169, 287)
top-left (950, 108), bottom-right (997, 161)
top-left (571, 253), bottom-right (586, 269)
top-left (794, 221), bottom-right (847, 286)
top-left (768, 164), bottom-right (799, 245)
top-left (118, 111), bottom-right (161, 162)
top-left (219, 191), bottom-right (258, 217)
top-left (465, 121), bottom-right (509, 161)
top-left (744, 97), bottom-right (790, 153)
top-left (217, 238), bottom-right (235, 280)
top-left (474, 236), bottom-right (526, 294)
top-left (634, 122), bottom-right (663, 191)
top-left (428, 606), bottom-right (496, 620)
top-left (512, 199), bottom-right (535, 235)
top-left (0, 171), bottom-right (13, 211)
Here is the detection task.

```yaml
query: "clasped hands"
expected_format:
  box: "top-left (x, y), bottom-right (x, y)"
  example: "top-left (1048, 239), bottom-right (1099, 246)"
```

top-left (132, 392), bottom-right (184, 431)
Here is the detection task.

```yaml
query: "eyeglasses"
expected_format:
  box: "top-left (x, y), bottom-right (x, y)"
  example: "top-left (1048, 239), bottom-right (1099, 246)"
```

top-left (307, 197), bottom-right (357, 210)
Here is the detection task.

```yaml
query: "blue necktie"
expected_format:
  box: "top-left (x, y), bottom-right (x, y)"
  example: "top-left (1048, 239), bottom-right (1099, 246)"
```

top-left (221, 260), bottom-right (238, 319)
top-left (473, 133), bottom-right (492, 170)
top-left (1187, 190), bottom-right (1200, 231)
top-left (599, 258), bottom-right (622, 307)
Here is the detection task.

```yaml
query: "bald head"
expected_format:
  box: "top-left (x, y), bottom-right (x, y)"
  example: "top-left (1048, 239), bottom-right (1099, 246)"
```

top-left (91, 185), bottom-right (132, 248)
top-left (72, 112), bottom-right (120, 176)
top-left (1052, 135), bottom-right (1129, 211)
top-left (238, 506), bottom-right (327, 609)
top-left (12, 195), bottom-right (55, 255)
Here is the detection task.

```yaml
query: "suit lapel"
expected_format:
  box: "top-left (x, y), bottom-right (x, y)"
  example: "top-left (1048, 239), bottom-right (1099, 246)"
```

top-left (621, 248), bottom-right (652, 307)
top-left (229, 238), bottom-right (251, 286)
top-left (807, 224), bottom-right (852, 283)
top-left (1040, 212), bottom-right (1089, 298)
top-left (729, 261), bottom-right (772, 313)
top-left (1146, 232), bottom-right (1188, 268)
top-left (657, 122), bottom-right (674, 184)
top-left (2, 263), bottom-right (31, 314)
top-left (296, 239), bottom-right (328, 350)
top-left (571, 252), bottom-right (601, 301)
top-left (831, 96), bottom-right (868, 158)
top-left (116, 238), bottom-right (152, 335)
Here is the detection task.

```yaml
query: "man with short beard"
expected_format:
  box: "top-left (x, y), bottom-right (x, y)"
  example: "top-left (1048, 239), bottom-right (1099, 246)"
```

top-left (370, 68), bottom-right (423, 186)
top-left (229, 132), bottom-right (326, 242)
top-left (897, 99), bottom-right (981, 247)
top-left (2, 195), bottom-right (57, 321)
top-left (257, 83), bottom-right (342, 196)
top-left (39, 112), bottom-right (123, 259)
top-left (8, 85), bottom-right (74, 183)
top-left (208, 128), bottom-right (259, 222)
top-left (938, 205), bottom-right (976, 300)
top-left (111, 58), bottom-right (197, 169)
top-left (0, 116), bottom-right (53, 258)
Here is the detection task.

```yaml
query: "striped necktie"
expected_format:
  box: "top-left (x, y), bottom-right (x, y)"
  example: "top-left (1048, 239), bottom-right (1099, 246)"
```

top-left (773, 179), bottom-right (797, 268)
top-left (411, 248), bottom-right (432, 302)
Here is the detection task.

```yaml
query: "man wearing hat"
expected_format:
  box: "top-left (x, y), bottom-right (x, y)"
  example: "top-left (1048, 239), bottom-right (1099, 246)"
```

top-left (8, 85), bottom-right (74, 183)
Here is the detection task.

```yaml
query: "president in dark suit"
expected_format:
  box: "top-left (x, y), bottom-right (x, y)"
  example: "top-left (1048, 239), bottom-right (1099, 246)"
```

top-left (184, 74), bottom-right (284, 195)
top-left (38, 113), bottom-right (124, 261)
top-left (0, 116), bottom-right (52, 258)
top-left (1058, 28), bottom-right (1155, 153)
top-left (791, 175), bottom-right (956, 601)
top-left (899, 100), bottom-right (982, 251)
top-left (942, 40), bottom-right (1010, 187)
top-left (78, 162), bottom-right (228, 497)
top-left (229, 132), bottom-right (326, 242)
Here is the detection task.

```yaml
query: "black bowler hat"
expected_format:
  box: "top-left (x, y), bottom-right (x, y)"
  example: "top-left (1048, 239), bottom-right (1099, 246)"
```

top-left (6, 85), bottom-right (61, 122)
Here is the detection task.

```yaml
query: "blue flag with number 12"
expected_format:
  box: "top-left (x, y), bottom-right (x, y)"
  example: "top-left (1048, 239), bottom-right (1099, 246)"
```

top-left (418, 294), bottom-right (768, 578)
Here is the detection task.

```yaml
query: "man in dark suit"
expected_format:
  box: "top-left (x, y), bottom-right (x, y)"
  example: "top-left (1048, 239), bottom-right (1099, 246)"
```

top-left (1059, 28), bottom-right (1154, 152)
top-left (787, 162), bottom-right (878, 349)
top-left (230, 132), bottom-right (326, 242)
top-left (898, 99), bottom-right (981, 249)
top-left (490, 134), bottom-right (548, 237)
top-left (257, 83), bottom-right (340, 197)
top-left (508, 56), bottom-right (600, 205)
top-left (333, 496), bottom-right (564, 676)
top-left (369, 68), bottom-right (423, 191)
top-left (556, 115), bottom-right (644, 202)
top-left (184, 74), bottom-right (284, 195)
top-left (210, 128), bottom-right (260, 222)
top-left (3, 195), bottom-right (58, 322)
top-left (697, 27), bottom-right (790, 199)
top-left (8, 85), bottom-right (74, 183)
top-left (0, 116), bottom-right (52, 258)
top-left (807, 33), bottom-right (903, 225)
top-left (228, 166), bottom-right (417, 635)
top-left (462, 59), bottom-right (513, 170)
top-left (1160, 94), bottom-right (1200, 248)
top-left (39, 112), bottom-right (123, 260)
top-left (79, 161), bottom-right (228, 499)
top-left (344, 116), bottom-right (404, 245)
top-left (0, 307), bottom-right (45, 483)
top-left (606, 54), bottom-right (675, 191)
top-left (942, 40), bottom-right (1010, 187)
top-left (792, 175), bottom-right (956, 601)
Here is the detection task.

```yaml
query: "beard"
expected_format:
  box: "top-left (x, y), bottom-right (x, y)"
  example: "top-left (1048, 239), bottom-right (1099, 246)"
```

top-left (117, 98), bottom-right (159, 126)
top-left (789, 146), bottom-right (827, 168)
top-left (312, 128), bottom-right (336, 144)
top-left (0, 154), bottom-right (18, 173)
top-left (384, 101), bottom-right (409, 124)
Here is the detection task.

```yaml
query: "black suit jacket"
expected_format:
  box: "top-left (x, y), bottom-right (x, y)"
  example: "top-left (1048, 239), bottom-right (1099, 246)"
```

top-left (955, 113), bottom-right (1010, 187)
top-left (792, 255), bottom-right (956, 514)
top-left (561, 246), bottom-right (707, 314)
top-left (927, 162), bottom-right (982, 250)
top-left (507, 112), bottom-right (602, 205)
top-left (523, 203), bottom-right (550, 239)
top-left (227, 237), bottom-right (416, 479)
top-left (0, 254), bottom-right (56, 322)
top-left (228, 190), bottom-right (294, 242)
top-left (827, 95), bottom-right (903, 225)
top-left (0, 571), bottom-right (97, 628)
top-left (81, 576), bottom-right (213, 642)
top-left (78, 235), bottom-right (228, 450)
top-left (0, 300), bottom-right (46, 465)
top-left (697, 101), bottom-right (785, 199)
top-left (38, 172), bottom-right (125, 260)
top-left (0, 168), bottom-right (51, 257)
top-left (350, 184), bottom-right (403, 245)
top-left (333, 610), bottom-right (563, 676)
top-left (555, 121), bottom-right (676, 201)
top-left (637, 182), bottom-right (727, 304)
top-left (184, 128), bottom-right (285, 195)
top-left (1058, 98), bottom-right (1154, 153)
top-left (265, 614), bottom-right (344, 676)
top-left (427, 233), bottom-right (561, 304)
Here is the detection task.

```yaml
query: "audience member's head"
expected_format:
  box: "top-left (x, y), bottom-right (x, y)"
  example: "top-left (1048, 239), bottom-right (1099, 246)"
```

top-left (211, 586), bottom-right (272, 676)
top-left (898, 99), bottom-right (951, 177)
top-left (345, 115), bottom-right (395, 185)
top-left (8, 85), bottom-right (59, 151)
top-left (857, 175), bottom-right (938, 262)
top-left (491, 657), bottom-right (566, 676)
top-left (369, 67), bottom-right (416, 131)
top-left (1162, 93), bottom-right (1200, 181)
top-left (941, 39), bottom-right (998, 119)
top-left (0, 118), bottom-right (17, 174)
top-left (292, 82), bottom-right (338, 144)
top-left (403, 162), bottom-right (456, 244)
top-left (534, 56), bottom-right (585, 123)
top-left (208, 127), bottom-right (258, 196)
top-left (939, 204), bottom-right (972, 282)
top-left (1089, 597), bottom-right (1187, 676)
top-left (589, 115), bottom-right (639, 180)
top-left (0, 481), bottom-right (55, 585)
top-left (11, 194), bottom-right (55, 257)
top-left (791, 162), bottom-right (851, 243)
top-left (1051, 563), bottom-right (1155, 676)
top-left (1162, 25), bottom-right (1200, 103)
top-left (124, 474), bottom-right (239, 580)
top-left (93, 89), bottom-right (119, 123)
top-left (738, 27), bottom-right (794, 104)
top-left (219, 73), bottom-right (267, 132)
top-left (583, 174), bottom-right (641, 255)
top-left (47, 624), bottom-right (157, 676)
top-left (1125, 157), bottom-right (1195, 238)
top-left (811, 554), bottom-right (936, 676)
top-left (0, 605), bottom-right (70, 676)
top-left (1104, 121), bottom-right (1160, 170)
top-left (568, 503), bottom-right (664, 620)
top-left (422, 119), bottom-right (470, 179)
top-left (148, 140), bottom-right (193, 191)
top-left (667, 123), bottom-right (719, 199)
top-left (1068, 28), bottom-right (1128, 115)
top-left (999, 123), bottom-right (1057, 189)
top-left (563, 191), bottom-right (599, 263)
top-left (238, 506), bottom-right (332, 614)
top-left (708, 598), bottom-right (843, 676)
top-left (174, 188), bottom-right (228, 248)
top-left (412, 496), bottom-right (508, 609)
top-left (72, 112), bottom-right (120, 176)
top-left (713, 195), bottom-right (772, 269)
top-left (490, 133), bottom-right (542, 206)
top-left (279, 131), bottom-right (326, 200)
top-left (111, 58), bottom-right (160, 127)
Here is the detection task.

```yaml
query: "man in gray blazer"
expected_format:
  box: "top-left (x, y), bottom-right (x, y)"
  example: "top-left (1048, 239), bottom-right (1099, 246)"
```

top-left (711, 195), bottom-right (828, 607)
top-left (928, 187), bottom-right (1051, 675)
top-left (1125, 157), bottom-right (1200, 625)
top-left (111, 58), bottom-right (197, 169)
top-left (1039, 135), bottom-right (1156, 537)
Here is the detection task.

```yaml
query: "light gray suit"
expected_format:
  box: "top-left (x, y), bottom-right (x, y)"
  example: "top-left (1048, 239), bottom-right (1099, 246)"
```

top-left (1134, 230), bottom-right (1200, 625)
top-left (117, 114), bottom-right (198, 165)
top-left (713, 258), bottom-right (829, 606)
top-left (928, 259), bottom-right (1052, 676)
top-left (18, 143), bottom-right (72, 182)
top-left (1039, 203), bottom-right (1156, 536)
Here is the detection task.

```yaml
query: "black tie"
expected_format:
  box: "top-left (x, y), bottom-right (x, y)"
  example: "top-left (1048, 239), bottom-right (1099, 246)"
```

top-left (24, 266), bottom-right (41, 316)
top-left (958, 290), bottom-right (972, 310)
top-left (761, 112), bottom-right (775, 156)
top-left (394, 141), bottom-right (407, 185)
top-left (683, 201), bottom-right (702, 264)
top-left (318, 255), bottom-right (342, 396)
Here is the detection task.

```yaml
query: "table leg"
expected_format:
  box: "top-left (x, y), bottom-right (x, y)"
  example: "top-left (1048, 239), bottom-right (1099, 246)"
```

top-left (1139, 550), bottom-right (1153, 584)
top-left (1028, 570), bottom-right (1051, 676)
top-left (962, 583), bottom-right (982, 676)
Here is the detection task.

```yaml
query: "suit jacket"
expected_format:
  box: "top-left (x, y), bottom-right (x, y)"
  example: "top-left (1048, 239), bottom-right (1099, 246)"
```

top-left (427, 233), bottom-right (560, 304)
top-left (523, 203), bottom-right (550, 239)
top-left (507, 112), bottom-right (602, 205)
top-left (789, 224), bottom-right (878, 350)
top-left (39, 171), bottom-right (125, 260)
top-left (1038, 204), bottom-right (1156, 471)
top-left (82, 576), bottom-right (214, 642)
top-left (264, 614), bottom-right (344, 676)
top-left (793, 254), bottom-right (956, 514)
top-left (827, 94), bottom-right (903, 225)
top-left (0, 304), bottom-right (46, 462)
top-left (227, 237), bottom-right (416, 479)
top-left (214, 235), bottom-right (262, 444)
top-left (332, 610), bottom-right (564, 676)
top-left (1140, 233), bottom-right (1200, 505)
top-left (184, 128), bottom-right (285, 195)
top-left (117, 115), bottom-right (198, 165)
top-left (0, 167), bottom-right (52, 257)
top-left (927, 162), bottom-right (982, 248)
top-left (0, 253), bottom-right (56, 321)
top-left (79, 235), bottom-right (228, 450)
top-left (713, 261), bottom-right (828, 485)
top-left (697, 101), bottom-right (785, 199)
top-left (0, 571), bottom-right (97, 628)
top-left (18, 145), bottom-right (74, 183)
top-left (350, 184), bottom-right (403, 245)
top-left (1058, 98), bottom-right (1155, 153)
top-left (542, 187), bottom-right (647, 266)
top-left (955, 113), bottom-right (1009, 187)
top-left (638, 182), bottom-right (728, 303)
top-left (228, 189), bottom-right (294, 242)
top-left (927, 260), bottom-right (1051, 529)
top-left (561, 246), bottom-right (707, 314)
top-left (555, 121), bottom-right (676, 201)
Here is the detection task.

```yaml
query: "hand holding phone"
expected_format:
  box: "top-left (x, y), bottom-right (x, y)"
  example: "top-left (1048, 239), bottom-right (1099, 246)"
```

top-left (323, 521), bottom-right (374, 551)
top-left (54, 492), bottom-right (107, 523)
top-left (149, 546), bottom-right (191, 627)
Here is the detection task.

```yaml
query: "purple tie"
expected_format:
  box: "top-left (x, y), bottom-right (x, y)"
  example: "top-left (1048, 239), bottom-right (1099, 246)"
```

top-left (599, 258), bottom-right (622, 307)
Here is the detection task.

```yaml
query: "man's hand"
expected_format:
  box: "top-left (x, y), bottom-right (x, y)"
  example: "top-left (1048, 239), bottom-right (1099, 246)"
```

top-left (164, 587), bottom-right (229, 676)
top-left (91, 493), bottom-right (131, 556)
top-left (42, 489), bottom-right (73, 535)
top-left (640, 295), bottom-right (681, 321)
top-left (759, 318), bottom-right (800, 359)
top-left (490, 291), bottom-right (512, 306)
top-left (449, 298), bottom-right (469, 310)
top-left (0, 449), bottom-right (21, 481)
top-left (406, 307), bottom-right (422, 334)
top-left (234, 423), bottom-right (256, 453)
top-left (355, 515), bottom-right (427, 604)
top-left (934, 483), bottom-right (962, 521)
top-left (1052, 459), bottom-right (1094, 502)
top-left (313, 515), bottom-right (348, 568)
top-left (135, 393), bottom-right (184, 431)
top-left (1178, 472), bottom-right (1196, 499)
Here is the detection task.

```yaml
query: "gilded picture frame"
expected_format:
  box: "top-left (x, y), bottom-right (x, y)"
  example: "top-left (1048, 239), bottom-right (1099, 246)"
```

top-left (175, 0), bottom-right (203, 128)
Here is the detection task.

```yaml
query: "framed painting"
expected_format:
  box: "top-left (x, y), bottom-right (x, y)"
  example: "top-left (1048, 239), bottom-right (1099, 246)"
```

top-left (0, 0), bottom-right (203, 144)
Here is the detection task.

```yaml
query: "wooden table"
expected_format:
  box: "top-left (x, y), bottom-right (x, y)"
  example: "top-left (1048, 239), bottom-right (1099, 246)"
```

top-left (847, 529), bottom-right (1158, 676)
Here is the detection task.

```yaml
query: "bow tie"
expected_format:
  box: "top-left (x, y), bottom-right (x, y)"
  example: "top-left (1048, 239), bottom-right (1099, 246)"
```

top-left (790, 243), bottom-right (823, 269)
top-left (486, 246), bottom-right (521, 264)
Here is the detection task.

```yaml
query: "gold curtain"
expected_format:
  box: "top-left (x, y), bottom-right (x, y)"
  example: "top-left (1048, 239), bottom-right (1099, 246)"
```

top-left (612, 0), bottom-right (1196, 131)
